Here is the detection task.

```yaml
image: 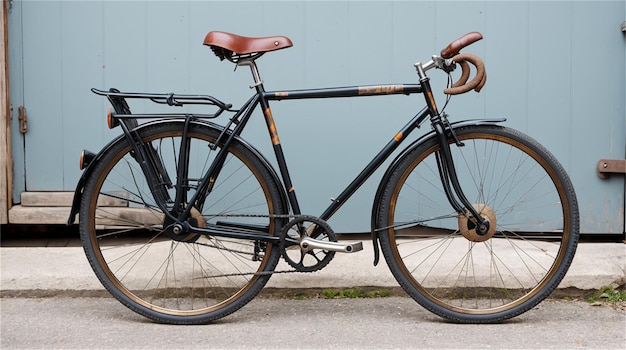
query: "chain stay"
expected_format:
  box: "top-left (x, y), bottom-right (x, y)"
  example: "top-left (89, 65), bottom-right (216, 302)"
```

top-left (193, 213), bottom-right (327, 279)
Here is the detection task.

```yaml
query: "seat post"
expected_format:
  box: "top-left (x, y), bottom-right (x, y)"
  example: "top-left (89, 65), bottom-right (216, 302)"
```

top-left (237, 57), bottom-right (264, 89)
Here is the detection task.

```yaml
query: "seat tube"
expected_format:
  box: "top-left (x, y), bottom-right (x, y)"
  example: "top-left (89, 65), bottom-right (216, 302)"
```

top-left (259, 96), bottom-right (302, 216)
top-left (241, 58), bottom-right (302, 216)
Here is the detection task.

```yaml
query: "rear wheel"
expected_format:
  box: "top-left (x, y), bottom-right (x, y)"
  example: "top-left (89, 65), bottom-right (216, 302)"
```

top-left (79, 121), bottom-right (286, 324)
top-left (377, 125), bottom-right (579, 323)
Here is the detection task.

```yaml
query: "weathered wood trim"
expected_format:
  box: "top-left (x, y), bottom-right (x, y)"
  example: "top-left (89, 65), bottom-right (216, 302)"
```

top-left (8, 204), bottom-right (160, 226)
top-left (21, 192), bottom-right (75, 207)
top-left (1, 1), bottom-right (10, 224)
top-left (8, 206), bottom-right (71, 225)
top-left (20, 191), bottom-right (126, 207)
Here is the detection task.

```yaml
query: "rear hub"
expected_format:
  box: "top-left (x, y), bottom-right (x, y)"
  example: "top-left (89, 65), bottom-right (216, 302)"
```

top-left (163, 207), bottom-right (206, 243)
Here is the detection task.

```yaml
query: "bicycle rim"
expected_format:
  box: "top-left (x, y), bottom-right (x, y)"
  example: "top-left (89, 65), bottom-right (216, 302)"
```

top-left (79, 122), bottom-right (284, 324)
top-left (378, 125), bottom-right (578, 323)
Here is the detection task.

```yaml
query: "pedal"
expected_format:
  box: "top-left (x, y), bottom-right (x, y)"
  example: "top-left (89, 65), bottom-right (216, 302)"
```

top-left (300, 237), bottom-right (363, 253)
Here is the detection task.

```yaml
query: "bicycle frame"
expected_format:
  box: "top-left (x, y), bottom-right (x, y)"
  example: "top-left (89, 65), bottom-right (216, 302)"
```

top-left (264, 87), bottom-right (428, 222)
top-left (69, 61), bottom-right (495, 246)
top-left (177, 83), bottom-right (429, 242)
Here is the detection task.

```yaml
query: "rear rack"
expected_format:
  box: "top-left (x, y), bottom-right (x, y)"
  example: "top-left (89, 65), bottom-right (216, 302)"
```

top-left (91, 88), bottom-right (234, 119)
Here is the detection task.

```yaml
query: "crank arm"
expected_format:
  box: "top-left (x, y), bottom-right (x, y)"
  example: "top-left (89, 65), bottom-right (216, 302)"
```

top-left (299, 237), bottom-right (363, 253)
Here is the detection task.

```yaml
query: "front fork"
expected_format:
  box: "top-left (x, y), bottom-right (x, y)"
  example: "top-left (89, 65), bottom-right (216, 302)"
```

top-left (416, 64), bottom-right (490, 236)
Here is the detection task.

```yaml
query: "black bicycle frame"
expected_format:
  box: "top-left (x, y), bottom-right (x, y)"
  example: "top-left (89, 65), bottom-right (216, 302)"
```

top-left (101, 80), bottom-right (486, 243)
top-left (107, 82), bottom-right (425, 242)
top-left (178, 83), bottom-right (435, 241)
top-left (266, 84), bottom-right (426, 218)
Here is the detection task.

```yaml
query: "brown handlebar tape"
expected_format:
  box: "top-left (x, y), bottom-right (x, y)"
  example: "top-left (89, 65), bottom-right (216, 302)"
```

top-left (444, 53), bottom-right (487, 95)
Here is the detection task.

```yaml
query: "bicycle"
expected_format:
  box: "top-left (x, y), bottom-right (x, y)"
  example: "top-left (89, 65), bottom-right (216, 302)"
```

top-left (67, 31), bottom-right (579, 325)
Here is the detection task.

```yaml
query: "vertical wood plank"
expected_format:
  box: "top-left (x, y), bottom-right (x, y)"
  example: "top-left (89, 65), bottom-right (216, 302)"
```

top-left (21, 2), bottom-right (63, 191)
top-left (60, 1), bottom-right (104, 190)
top-left (569, 1), bottom-right (625, 233)
top-left (5, 0), bottom-right (23, 205)
top-left (1, 0), bottom-right (9, 224)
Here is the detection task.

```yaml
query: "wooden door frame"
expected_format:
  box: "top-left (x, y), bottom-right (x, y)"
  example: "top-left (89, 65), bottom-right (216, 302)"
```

top-left (1, 0), bottom-right (10, 224)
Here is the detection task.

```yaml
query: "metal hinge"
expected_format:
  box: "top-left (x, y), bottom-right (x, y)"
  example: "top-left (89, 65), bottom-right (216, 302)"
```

top-left (597, 159), bottom-right (626, 179)
top-left (18, 106), bottom-right (28, 133)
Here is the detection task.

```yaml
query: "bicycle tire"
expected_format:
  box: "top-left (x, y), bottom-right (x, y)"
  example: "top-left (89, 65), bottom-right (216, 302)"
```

top-left (79, 121), bottom-right (287, 324)
top-left (376, 124), bottom-right (579, 323)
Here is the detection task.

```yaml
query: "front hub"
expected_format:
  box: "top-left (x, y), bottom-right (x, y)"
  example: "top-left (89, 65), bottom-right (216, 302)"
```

top-left (458, 204), bottom-right (497, 242)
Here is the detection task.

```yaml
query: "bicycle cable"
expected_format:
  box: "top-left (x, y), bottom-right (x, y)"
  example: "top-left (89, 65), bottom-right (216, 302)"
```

top-left (439, 72), bottom-right (454, 114)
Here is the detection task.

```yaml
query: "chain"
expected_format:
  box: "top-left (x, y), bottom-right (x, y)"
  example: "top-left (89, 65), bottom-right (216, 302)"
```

top-left (205, 213), bottom-right (297, 219)
top-left (200, 268), bottom-right (301, 279)
top-left (192, 213), bottom-right (313, 278)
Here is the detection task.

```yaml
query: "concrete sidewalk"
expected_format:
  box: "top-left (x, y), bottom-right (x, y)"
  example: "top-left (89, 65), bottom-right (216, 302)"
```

top-left (1, 240), bottom-right (624, 294)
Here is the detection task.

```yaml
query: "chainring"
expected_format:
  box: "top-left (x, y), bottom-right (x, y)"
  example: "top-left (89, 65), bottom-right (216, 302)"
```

top-left (279, 215), bottom-right (336, 273)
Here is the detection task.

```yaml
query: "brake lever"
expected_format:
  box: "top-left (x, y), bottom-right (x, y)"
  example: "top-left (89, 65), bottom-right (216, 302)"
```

top-left (433, 55), bottom-right (457, 74)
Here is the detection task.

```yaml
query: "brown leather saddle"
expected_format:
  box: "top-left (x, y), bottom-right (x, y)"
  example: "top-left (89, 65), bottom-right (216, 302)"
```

top-left (203, 31), bottom-right (293, 62)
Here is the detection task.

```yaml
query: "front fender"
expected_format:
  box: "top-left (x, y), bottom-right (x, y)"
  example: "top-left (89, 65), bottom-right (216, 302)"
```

top-left (67, 119), bottom-right (288, 225)
top-left (369, 118), bottom-right (505, 265)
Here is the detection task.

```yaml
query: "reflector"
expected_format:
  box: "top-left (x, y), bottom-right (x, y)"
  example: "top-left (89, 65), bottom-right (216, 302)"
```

top-left (79, 150), bottom-right (96, 170)
top-left (107, 109), bottom-right (119, 129)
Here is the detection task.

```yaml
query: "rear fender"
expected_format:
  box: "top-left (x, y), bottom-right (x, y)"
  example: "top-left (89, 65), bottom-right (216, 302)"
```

top-left (67, 119), bottom-right (288, 225)
top-left (67, 133), bottom-right (125, 225)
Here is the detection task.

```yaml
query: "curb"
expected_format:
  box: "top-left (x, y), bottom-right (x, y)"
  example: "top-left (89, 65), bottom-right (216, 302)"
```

top-left (1, 242), bottom-right (624, 294)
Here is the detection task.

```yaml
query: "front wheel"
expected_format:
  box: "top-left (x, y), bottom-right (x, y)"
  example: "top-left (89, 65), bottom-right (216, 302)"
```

top-left (376, 125), bottom-right (579, 323)
top-left (79, 121), bottom-right (286, 324)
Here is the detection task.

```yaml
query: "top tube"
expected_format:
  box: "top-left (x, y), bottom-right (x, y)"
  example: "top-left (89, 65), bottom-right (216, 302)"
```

top-left (265, 84), bottom-right (423, 101)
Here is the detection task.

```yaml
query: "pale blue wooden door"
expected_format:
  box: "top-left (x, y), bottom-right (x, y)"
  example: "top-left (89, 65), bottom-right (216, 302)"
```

top-left (7, 1), bottom-right (624, 234)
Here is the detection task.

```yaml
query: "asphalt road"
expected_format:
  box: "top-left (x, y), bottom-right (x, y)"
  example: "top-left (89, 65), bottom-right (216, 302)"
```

top-left (1, 296), bottom-right (624, 349)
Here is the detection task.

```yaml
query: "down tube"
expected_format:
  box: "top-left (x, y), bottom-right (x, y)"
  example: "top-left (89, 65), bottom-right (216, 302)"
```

top-left (319, 106), bottom-right (430, 222)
